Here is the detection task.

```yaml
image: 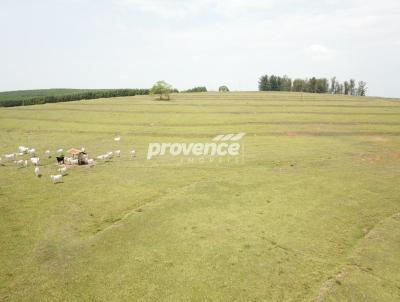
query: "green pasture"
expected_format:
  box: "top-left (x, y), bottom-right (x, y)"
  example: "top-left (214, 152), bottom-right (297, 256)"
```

top-left (0, 92), bottom-right (399, 301)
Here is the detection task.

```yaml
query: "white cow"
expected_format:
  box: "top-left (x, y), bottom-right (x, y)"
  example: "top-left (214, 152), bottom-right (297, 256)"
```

top-left (27, 148), bottom-right (36, 156)
top-left (34, 166), bottom-right (41, 177)
top-left (58, 166), bottom-right (68, 175)
top-left (115, 150), bottom-right (121, 157)
top-left (4, 153), bottom-right (16, 161)
top-left (44, 150), bottom-right (51, 158)
top-left (50, 174), bottom-right (63, 184)
top-left (15, 159), bottom-right (28, 168)
top-left (130, 150), bottom-right (136, 157)
top-left (114, 136), bottom-right (121, 142)
top-left (63, 157), bottom-right (72, 165)
top-left (57, 148), bottom-right (64, 154)
top-left (30, 157), bottom-right (40, 166)
top-left (18, 146), bottom-right (29, 154)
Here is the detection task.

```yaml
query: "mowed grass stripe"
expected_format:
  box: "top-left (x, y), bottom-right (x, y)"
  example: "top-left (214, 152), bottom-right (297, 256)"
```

top-left (6, 107), bottom-right (400, 115)
top-left (170, 93), bottom-right (399, 103)
top-left (2, 126), bottom-right (400, 137)
top-left (54, 102), bottom-right (400, 109)
top-left (3, 116), bottom-right (400, 127)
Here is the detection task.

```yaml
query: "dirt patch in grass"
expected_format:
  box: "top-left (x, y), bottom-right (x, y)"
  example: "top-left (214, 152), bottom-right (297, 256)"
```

top-left (354, 152), bottom-right (400, 163)
top-left (367, 136), bottom-right (391, 142)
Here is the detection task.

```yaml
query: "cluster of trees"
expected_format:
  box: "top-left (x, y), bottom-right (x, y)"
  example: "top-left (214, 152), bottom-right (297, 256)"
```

top-left (258, 74), bottom-right (367, 96)
top-left (0, 89), bottom-right (149, 107)
top-left (150, 82), bottom-right (231, 100)
top-left (183, 86), bottom-right (207, 93)
top-left (182, 86), bottom-right (230, 93)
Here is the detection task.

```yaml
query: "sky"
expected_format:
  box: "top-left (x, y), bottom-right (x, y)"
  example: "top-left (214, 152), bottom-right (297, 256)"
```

top-left (1, 0), bottom-right (400, 97)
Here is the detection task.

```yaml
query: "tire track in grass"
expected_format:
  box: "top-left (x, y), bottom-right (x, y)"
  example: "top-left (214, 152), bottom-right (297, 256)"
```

top-left (313, 212), bottom-right (400, 302)
top-left (90, 178), bottom-right (335, 268)
top-left (90, 179), bottom-right (210, 237)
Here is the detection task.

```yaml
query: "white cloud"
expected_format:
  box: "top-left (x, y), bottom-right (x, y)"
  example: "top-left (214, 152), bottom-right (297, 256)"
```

top-left (211, 0), bottom-right (276, 17)
top-left (116, 0), bottom-right (204, 18)
top-left (116, 0), bottom-right (277, 18)
top-left (305, 44), bottom-right (336, 61)
top-left (1, 0), bottom-right (400, 96)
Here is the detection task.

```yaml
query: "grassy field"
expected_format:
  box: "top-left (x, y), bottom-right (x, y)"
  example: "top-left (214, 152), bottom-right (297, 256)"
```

top-left (0, 92), bottom-right (399, 301)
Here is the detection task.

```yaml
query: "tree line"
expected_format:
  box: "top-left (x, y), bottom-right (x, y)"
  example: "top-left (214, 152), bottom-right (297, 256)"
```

top-left (0, 89), bottom-right (149, 107)
top-left (181, 86), bottom-right (230, 93)
top-left (258, 74), bottom-right (367, 96)
top-left (183, 86), bottom-right (207, 93)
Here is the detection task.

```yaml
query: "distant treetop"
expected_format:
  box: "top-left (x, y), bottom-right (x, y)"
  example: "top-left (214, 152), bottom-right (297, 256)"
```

top-left (219, 85), bottom-right (229, 92)
top-left (184, 86), bottom-right (207, 93)
top-left (258, 74), bottom-right (367, 96)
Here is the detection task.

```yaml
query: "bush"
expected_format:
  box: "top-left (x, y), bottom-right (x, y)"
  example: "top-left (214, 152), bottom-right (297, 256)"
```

top-left (219, 85), bottom-right (229, 92)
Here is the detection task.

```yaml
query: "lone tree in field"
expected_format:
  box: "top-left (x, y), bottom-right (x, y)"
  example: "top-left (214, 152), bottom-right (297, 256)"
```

top-left (150, 81), bottom-right (173, 100)
top-left (219, 85), bottom-right (229, 92)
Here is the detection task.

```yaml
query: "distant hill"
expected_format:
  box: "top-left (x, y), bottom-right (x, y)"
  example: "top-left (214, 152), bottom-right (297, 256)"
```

top-left (0, 88), bottom-right (149, 107)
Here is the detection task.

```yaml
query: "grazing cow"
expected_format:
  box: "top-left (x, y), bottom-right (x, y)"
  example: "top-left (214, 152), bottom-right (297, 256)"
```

top-left (57, 148), bottom-right (64, 154)
top-left (50, 174), bottom-right (63, 184)
top-left (130, 150), bottom-right (136, 157)
top-left (34, 166), bottom-right (41, 177)
top-left (27, 148), bottom-right (36, 156)
top-left (4, 153), bottom-right (16, 161)
top-left (15, 159), bottom-right (28, 168)
top-left (30, 157), bottom-right (40, 166)
top-left (114, 136), bottom-right (121, 142)
top-left (18, 146), bottom-right (29, 154)
top-left (56, 156), bottom-right (65, 165)
top-left (58, 166), bottom-right (68, 175)
top-left (64, 157), bottom-right (73, 165)
top-left (44, 150), bottom-right (51, 158)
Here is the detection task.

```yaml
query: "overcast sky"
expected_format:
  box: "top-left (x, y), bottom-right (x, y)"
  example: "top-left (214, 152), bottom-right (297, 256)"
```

top-left (1, 0), bottom-right (399, 97)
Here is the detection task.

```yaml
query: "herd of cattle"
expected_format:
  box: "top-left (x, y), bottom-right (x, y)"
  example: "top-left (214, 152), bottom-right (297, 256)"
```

top-left (0, 137), bottom-right (136, 184)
